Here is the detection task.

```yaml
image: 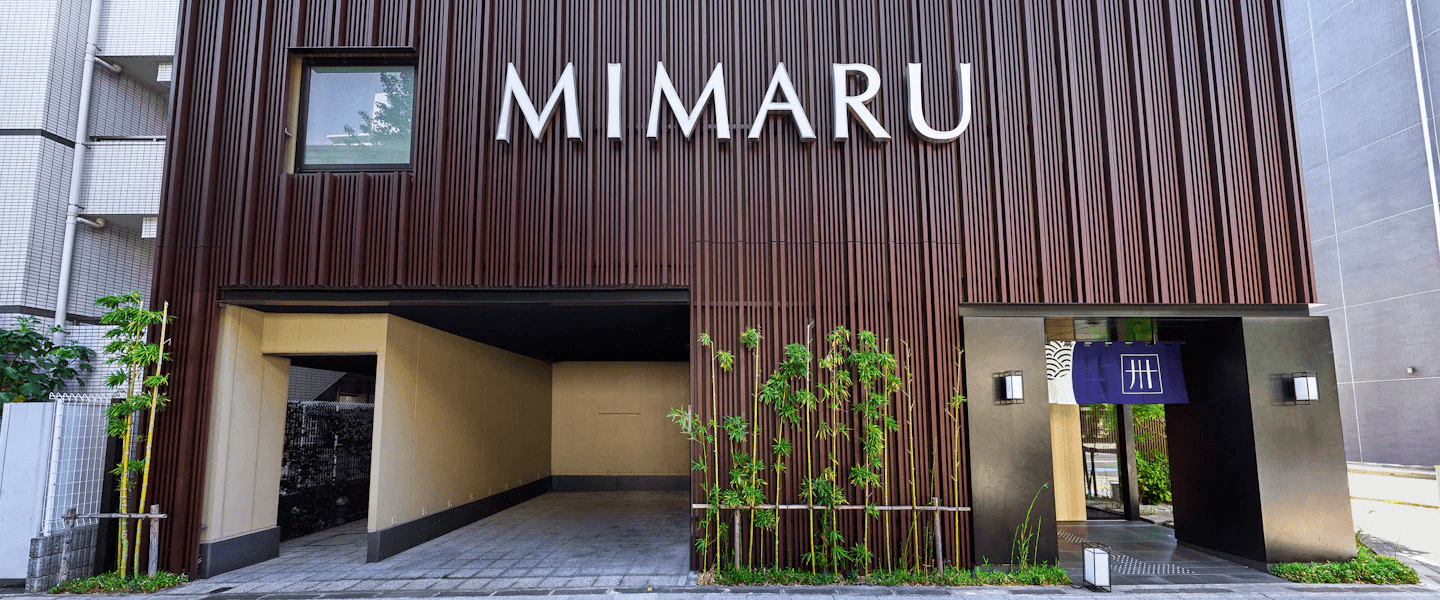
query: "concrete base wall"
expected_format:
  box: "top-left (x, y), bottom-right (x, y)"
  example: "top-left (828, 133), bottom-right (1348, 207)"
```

top-left (0, 403), bottom-right (56, 581)
top-left (26, 526), bottom-right (99, 592)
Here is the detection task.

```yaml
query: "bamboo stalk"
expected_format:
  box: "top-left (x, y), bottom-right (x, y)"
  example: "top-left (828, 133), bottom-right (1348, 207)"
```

top-left (706, 338), bottom-right (721, 571)
top-left (951, 348), bottom-right (964, 567)
top-left (903, 343), bottom-right (919, 570)
top-left (132, 303), bottom-right (168, 576)
top-left (746, 329), bottom-right (760, 568)
top-left (116, 359), bottom-right (137, 579)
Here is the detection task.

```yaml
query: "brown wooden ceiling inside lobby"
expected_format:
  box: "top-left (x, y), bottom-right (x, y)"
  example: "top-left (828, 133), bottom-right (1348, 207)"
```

top-left (152, 0), bottom-right (1311, 573)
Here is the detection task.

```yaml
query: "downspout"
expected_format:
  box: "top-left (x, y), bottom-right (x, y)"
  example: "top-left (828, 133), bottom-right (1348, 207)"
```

top-left (1405, 0), bottom-right (1440, 266)
top-left (52, 0), bottom-right (117, 344)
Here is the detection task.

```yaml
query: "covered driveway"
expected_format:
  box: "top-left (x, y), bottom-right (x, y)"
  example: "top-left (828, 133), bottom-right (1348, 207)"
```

top-left (176, 492), bottom-right (690, 594)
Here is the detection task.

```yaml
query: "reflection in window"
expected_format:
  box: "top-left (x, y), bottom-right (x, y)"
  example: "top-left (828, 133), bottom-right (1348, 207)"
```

top-left (299, 64), bottom-right (415, 170)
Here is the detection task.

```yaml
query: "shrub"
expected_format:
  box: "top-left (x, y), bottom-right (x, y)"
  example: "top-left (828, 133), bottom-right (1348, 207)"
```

top-left (0, 316), bottom-right (94, 405)
top-left (1270, 539), bottom-right (1420, 585)
top-left (1135, 451), bottom-right (1172, 505)
top-left (713, 564), bottom-right (1070, 587)
top-left (49, 571), bottom-right (188, 594)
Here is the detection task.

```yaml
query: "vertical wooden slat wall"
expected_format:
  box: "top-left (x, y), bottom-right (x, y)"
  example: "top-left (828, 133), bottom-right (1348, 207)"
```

top-left (152, 0), bottom-right (1311, 573)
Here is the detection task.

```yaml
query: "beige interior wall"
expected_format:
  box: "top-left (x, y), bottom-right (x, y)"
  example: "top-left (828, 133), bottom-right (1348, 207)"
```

top-left (203, 310), bottom-right (552, 540)
top-left (551, 362), bottom-right (689, 476)
top-left (1049, 404), bottom-right (1087, 521)
top-left (369, 316), bottom-right (552, 530)
top-left (200, 306), bottom-right (291, 543)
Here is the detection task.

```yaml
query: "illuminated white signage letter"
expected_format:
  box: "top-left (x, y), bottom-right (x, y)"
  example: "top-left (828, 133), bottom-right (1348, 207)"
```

top-left (606, 63), bottom-right (623, 141)
top-left (647, 62), bottom-right (731, 140)
top-left (748, 62), bottom-right (815, 140)
top-left (905, 63), bottom-right (972, 142)
top-left (495, 62), bottom-right (581, 143)
top-left (831, 63), bottom-right (891, 142)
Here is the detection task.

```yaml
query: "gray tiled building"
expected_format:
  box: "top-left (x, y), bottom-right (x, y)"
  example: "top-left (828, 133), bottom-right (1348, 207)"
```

top-left (1286, 0), bottom-right (1440, 466)
top-left (0, 0), bottom-right (175, 380)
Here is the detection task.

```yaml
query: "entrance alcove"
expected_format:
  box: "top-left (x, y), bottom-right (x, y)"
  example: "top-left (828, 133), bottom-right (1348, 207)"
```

top-left (196, 291), bottom-right (692, 580)
top-left (963, 309), bottom-right (1356, 580)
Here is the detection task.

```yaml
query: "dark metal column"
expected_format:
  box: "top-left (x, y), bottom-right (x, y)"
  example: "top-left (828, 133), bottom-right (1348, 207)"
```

top-left (1116, 405), bottom-right (1141, 520)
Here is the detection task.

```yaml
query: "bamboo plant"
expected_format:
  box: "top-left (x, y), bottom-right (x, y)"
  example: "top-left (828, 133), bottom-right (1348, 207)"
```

top-left (678, 325), bottom-right (958, 574)
top-left (96, 292), bottom-right (174, 579)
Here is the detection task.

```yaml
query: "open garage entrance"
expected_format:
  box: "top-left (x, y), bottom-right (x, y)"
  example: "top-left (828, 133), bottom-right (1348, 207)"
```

top-left (194, 290), bottom-right (693, 586)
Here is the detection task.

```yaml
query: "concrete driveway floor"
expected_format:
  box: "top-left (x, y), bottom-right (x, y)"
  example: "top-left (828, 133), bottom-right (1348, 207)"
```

top-left (162, 491), bottom-right (692, 595)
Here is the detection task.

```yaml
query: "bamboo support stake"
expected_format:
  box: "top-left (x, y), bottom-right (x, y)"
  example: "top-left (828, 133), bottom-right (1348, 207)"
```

top-left (732, 509), bottom-right (741, 569)
top-left (148, 505), bottom-right (160, 576)
top-left (59, 508), bottom-right (76, 585)
top-left (932, 497), bottom-right (943, 569)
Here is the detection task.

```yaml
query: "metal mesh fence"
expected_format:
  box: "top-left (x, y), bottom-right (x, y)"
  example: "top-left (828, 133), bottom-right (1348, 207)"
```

top-left (42, 394), bottom-right (115, 536)
top-left (279, 400), bottom-right (374, 540)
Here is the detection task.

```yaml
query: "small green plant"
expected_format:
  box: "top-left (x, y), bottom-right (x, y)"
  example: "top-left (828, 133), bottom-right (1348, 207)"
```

top-left (49, 570), bottom-right (188, 594)
top-left (1010, 484), bottom-right (1048, 568)
top-left (714, 564), bottom-right (1069, 587)
top-left (0, 316), bottom-right (93, 405)
top-left (1270, 536), bottom-right (1419, 585)
top-left (1135, 451), bottom-right (1172, 504)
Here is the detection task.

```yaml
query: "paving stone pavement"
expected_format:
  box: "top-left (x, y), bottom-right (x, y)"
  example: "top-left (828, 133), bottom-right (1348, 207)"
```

top-left (8, 490), bottom-right (1440, 599)
top-left (162, 492), bottom-right (692, 595)
top-left (1057, 521), bottom-right (1282, 586)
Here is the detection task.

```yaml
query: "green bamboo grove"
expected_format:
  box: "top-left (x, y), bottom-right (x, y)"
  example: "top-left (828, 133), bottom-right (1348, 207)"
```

top-left (669, 326), bottom-right (968, 573)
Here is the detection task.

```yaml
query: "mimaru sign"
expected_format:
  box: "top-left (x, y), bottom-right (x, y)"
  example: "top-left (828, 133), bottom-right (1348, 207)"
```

top-left (495, 62), bottom-right (973, 144)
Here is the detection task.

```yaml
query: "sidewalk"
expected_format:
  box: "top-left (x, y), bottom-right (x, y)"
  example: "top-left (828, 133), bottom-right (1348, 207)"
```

top-left (1348, 463), bottom-right (1440, 577)
top-left (4, 583), bottom-right (1440, 599)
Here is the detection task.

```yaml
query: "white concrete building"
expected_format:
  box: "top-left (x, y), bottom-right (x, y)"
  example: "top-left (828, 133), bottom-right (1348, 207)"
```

top-left (0, 0), bottom-right (176, 375)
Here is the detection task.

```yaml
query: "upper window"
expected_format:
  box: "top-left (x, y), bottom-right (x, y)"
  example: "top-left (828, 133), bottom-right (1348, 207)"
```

top-left (296, 58), bottom-right (415, 172)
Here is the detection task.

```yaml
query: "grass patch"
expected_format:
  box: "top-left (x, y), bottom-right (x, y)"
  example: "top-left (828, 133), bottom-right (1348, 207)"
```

top-left (49, 571), bottom-right (189, 594)
top-left (713, 564), bottom-right (1070, 587)
top-left (1270, 540), bottom-right (1419, 585)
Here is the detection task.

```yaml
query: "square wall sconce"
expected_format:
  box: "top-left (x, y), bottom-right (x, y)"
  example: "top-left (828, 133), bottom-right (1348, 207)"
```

top-left (1284, 371), bottom-right (1318, 405)
top-left (993, 370), bottom-right (1023, 405)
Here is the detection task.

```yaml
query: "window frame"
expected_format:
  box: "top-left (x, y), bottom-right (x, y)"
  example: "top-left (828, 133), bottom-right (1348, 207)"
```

top-left (294, 54), bottom-right (419, 174)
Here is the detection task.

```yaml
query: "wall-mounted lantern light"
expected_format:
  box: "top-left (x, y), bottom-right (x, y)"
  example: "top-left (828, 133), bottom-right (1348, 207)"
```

top-left (1083, 544), bottom-right (1111, 591)
top-left (1285, 371), bottom-right (1318, 405)
top-left (994, 370), bottom-right (1023, 405)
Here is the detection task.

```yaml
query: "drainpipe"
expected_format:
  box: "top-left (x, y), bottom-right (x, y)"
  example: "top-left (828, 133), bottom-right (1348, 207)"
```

top-left (52, 0), bottom-right (113, 344)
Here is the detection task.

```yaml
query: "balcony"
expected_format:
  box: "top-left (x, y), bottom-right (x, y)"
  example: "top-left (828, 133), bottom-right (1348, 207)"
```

top-left (81, 138), bottom-right (165, 237)
top-left (98, 0), bottom-right (179, 58)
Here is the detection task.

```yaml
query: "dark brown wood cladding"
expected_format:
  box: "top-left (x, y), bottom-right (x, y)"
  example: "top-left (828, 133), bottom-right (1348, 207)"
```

top-left (151, 0), bottom-right (1310, 573)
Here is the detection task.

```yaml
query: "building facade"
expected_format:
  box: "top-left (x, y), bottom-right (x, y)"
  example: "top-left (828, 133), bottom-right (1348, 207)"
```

top-left (0, 0), bottom-right (174, 376)
top-left (149, 0), bottom-right (1356, 578)
top-left (1285, 0), bottom-right (1440, 466)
